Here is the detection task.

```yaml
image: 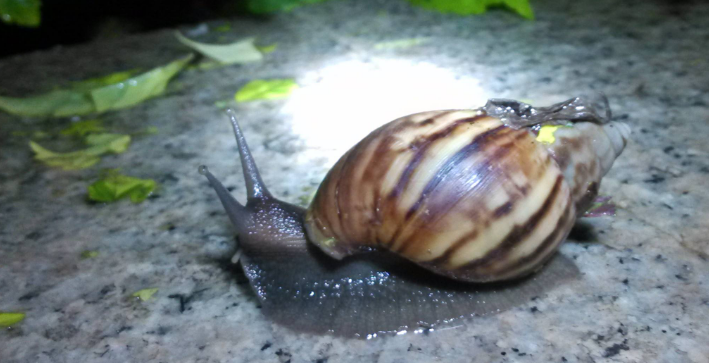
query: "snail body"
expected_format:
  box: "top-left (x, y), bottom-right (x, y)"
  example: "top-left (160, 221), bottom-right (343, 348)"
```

top-left (201, 98), bottom-right (629, 337)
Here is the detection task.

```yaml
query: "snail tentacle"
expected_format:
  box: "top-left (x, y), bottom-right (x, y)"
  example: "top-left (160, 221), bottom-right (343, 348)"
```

top-left (199, 165), bottom-right (250, 230)
top-left (226, 108), bottom-right (272, 201)
top-left (199, 111), bottom-right (278, 235)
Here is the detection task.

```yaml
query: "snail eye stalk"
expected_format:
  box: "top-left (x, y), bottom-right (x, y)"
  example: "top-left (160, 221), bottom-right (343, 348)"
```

top-left (226, 109), bottom-right (272, 201)
top-left (199, 109), bottom-right (276, 231)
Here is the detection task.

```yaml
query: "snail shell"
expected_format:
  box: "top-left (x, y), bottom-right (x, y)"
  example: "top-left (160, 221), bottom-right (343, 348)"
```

top-left (305, 109), bottom-right (629, 282)
top-left (200, 99), bottom-right (628, 337)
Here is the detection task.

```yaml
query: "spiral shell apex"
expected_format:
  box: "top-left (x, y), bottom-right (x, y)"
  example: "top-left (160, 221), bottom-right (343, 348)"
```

top-left (304, 109), bottom-right (628, 282)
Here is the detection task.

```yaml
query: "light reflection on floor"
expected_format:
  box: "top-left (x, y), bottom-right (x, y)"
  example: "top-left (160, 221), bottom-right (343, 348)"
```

top-left (283, 58), bottom-right (488, 164)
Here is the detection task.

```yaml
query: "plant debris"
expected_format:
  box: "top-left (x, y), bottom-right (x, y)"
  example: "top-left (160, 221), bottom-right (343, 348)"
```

top-left (0, 312), bottom-right (26, 327)
top-left (406, 0), bottom-right (534, 19)
top-left (0, 55), bottom-right (193, 117)
top-left (88, 170), bottom-right (156, 203)
top-left (30, 134), bottom-right (131, 170)
top-left (132, 288), bottom-right (158, 301)
top-left (0, 0), bottom-right (40, 27)
top-left (176, 32), bottom-right (263, 65)
top-left (235, 79), bottom-right (299, 102)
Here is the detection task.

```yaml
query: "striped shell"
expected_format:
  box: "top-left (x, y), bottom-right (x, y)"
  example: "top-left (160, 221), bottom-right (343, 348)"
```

top-left (304, 109), bottom-right (629, 282)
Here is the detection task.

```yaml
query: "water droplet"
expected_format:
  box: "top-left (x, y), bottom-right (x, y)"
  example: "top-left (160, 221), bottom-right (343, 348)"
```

top-left (198, 165), bottom-right (209, 175)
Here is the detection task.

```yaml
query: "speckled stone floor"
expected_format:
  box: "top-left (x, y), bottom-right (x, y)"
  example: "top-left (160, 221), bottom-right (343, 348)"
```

top-left (1, 0), bottom-right (708, 362)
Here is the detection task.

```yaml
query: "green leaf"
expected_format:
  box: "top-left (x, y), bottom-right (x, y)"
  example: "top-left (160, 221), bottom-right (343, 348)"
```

top-left (214, 24), bottom-right (231, 32)
top-left (256, 43), bottom-right (278, 54)
top-left (246, 0), bottom-right (329, 14)
top-left (0, 312), bottom-right (25, 327)
top-left (132, 288), bottom-right (158, 301)
top-left (536, 125), bottom-right (565, 144)
top-left (137, 126), bottom-right (159, 136)
top-left (80, 250), bottom-right (99, 259)
top-left (406, 0), bottom-right (534, 19)
top-left (235, 79), bottom-right (299, 102)
top-left (87, 170), bottom-right (156, 203)
top-left (60, 119), bottom-right (105, 137)
top-left (502, 0), bottom-right (533, 19)
top-left (192, 60), bottom-right (225, 71)
top-left (90, 54), bottom-right (193, 113)
top-left (0, 0), bottom-right (40, 27)
top-left (30, 133), bottom-right (131, 170)
top-left (0, 55), bottom-right (192, 118)
top-left (0, 90), bottom-right (94, 118)
top-left (71, 69), bottom-right (141, 91)
top-left (83, 133), bottom-right (130, 149)
top-left (176, 32), bottom-right (263, 65)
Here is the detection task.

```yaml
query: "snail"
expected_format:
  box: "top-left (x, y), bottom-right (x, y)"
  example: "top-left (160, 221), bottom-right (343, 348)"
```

top-left (200, 96), bottom-right (629, 338)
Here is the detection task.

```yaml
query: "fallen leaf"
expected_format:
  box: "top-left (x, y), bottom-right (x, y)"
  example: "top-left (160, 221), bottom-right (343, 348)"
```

top-left (30, 133), bottom-right (131, 170)
top-left (0, 0), bottom-right (40, 27)
top-left (0, 312), bottom-right (25, 327)
top-left (60, 119), bottom-right (105, 137)
top-left (256, 43), bottom-right (278, 54)
top-left (87, 170), bottom-right (156, 203)
top-left (213, 24), bottom-right (231, 32)
top-left (0, 55), bottom-right (193, 118)
top-left (176, 32), bottom-right (263, 65)
top-left (235, 79), bottom-right (299, 102)
top-left (80, 250), bottom-right (99, 259)
top-left (0, 90), bottom-right (93, 118)
top-left (90, 54), bottom-right (193, 112)
top-left (71, 69), bottom-right (141, 91)
top-left (406, 0), bottom-right (534, 19)
top-left (132, 288), bottom-right (158, 301)
top-left (246, 0), bottom-right (330, 14)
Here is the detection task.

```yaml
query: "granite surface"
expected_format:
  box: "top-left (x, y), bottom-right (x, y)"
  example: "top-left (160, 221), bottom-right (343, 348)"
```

top-left (1, 0), bottom-right (708, 362)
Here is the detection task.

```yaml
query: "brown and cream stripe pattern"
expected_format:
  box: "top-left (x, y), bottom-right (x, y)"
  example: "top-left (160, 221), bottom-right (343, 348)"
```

top-left (305, 110), bottom-right (576, 283)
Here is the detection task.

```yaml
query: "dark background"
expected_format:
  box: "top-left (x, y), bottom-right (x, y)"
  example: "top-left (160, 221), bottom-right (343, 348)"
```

top-left (0, 0), bottom-right (251, 58)
top-left (0, 0), bottom-right (699, 59)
